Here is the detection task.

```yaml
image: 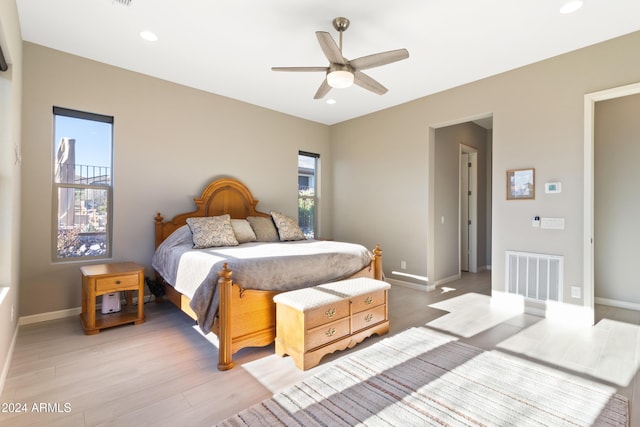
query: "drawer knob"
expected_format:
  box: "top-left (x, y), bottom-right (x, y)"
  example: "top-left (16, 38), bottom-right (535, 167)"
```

top-left (325, 327), bottom-right (336, 337)
top-left (115, 280), bottom-right (121, 285)
top-left (365, 313), bottom-right (374, 323)
top-left (325, 307), bottom-right (336, 318)
top-left (364, 296), bottom-right (373, 305)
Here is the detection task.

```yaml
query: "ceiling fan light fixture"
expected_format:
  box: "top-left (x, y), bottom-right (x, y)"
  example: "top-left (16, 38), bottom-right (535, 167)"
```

top-left (327, 70), bottom-right (354, 88)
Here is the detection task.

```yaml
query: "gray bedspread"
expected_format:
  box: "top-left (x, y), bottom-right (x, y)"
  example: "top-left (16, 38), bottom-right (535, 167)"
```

top-left (151, 225), bottom-right (373, 332)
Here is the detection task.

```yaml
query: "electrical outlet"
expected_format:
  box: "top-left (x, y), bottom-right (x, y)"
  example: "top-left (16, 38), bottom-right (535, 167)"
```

top-left (571, 287), bottom-right (581, 299)
top-left (400, 261), bottom-right (407, 270)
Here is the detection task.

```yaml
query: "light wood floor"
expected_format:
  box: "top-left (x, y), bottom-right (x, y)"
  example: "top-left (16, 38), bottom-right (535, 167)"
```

top-left (1, 271), bottom-right (638, 426)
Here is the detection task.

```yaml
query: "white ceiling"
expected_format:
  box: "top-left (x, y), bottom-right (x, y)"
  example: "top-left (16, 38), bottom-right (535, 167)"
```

top-left (15, 0), bottom-right (640, 125)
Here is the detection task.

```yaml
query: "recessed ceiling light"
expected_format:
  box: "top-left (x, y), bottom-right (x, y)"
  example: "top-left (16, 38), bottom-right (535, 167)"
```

top-left (326, 99), bottom-right (336, 105)
top-left (560, 0), bottom-right (583, 14)
top-left (139, 30), bottom-right (158, 42)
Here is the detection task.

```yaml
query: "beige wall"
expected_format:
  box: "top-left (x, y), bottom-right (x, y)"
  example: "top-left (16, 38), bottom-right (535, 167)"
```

top-left (0, 0), bottom-right (23, 388)
top-left (15, 26), bottom-right (640, 319)
top-left (331, 31), bottom-right (640, 306)
top-left (20, 42), bottom-right (331, 316)
top-left (594, 93), bottom-right (640, 304)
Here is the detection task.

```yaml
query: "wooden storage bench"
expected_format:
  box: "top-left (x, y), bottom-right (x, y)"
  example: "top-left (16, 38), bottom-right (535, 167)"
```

top-left (274, 277), bottom-right (390, 370)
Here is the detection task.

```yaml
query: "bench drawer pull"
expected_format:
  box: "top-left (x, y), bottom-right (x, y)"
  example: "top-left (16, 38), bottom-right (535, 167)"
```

top-left (325, 327), bottom-right (336, 337)
top-left (325, 307), bottom-right (336, 318)
top-left (364, 296), bottom-right (373, 305)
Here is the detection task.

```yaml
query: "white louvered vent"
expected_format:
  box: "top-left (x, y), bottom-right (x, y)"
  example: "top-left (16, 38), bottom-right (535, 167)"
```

top-left (505, 251), bottom-right (563, 302)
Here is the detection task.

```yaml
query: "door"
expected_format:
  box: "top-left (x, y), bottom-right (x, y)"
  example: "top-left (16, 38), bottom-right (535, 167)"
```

top-left (460, 146), bottom-right (478, 273)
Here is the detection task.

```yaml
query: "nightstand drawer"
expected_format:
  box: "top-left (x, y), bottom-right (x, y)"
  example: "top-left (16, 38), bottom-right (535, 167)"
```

top-left (95, 274), bottom-right (139, 292)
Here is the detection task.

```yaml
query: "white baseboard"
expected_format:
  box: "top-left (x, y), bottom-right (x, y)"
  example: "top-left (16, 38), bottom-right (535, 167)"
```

top-left (19, 294), bottom-right (152, 326)
top-left (433, 273), bottom-right (462, 287)
top-left (595, 297), bottom-right (640, 312)
top-left (0, 324), bottom-right (19, 397)
top-left (386, 278), bottom-right (436, 292)
top-left (20, 307), bottom-right (82, 326)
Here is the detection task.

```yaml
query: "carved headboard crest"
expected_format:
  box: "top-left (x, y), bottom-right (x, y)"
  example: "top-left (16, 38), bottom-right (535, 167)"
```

top-left (154, 178), bottom-right (269, 248)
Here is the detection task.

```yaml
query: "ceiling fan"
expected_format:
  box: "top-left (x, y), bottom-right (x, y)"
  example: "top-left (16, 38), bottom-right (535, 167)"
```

top-left (272, 17), bottom-right (409, 99)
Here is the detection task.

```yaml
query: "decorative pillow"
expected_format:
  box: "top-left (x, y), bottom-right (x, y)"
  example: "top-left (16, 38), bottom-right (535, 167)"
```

top-left (231, 219), bottom-right (257, 244)
top-left (186, 215), bottom-right (239, 248)
top-left (270, 211), bottom-right (306, 241)
top-left (246, 216), bottom-right (280, 242)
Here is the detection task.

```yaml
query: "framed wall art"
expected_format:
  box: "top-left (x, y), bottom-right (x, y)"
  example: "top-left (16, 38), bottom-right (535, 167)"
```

top-left (506, 168), bottom-right (535, 200)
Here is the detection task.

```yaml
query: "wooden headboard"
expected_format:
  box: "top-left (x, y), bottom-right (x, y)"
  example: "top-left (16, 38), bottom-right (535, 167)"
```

top-left (154, 178), bottom-right (270, 248)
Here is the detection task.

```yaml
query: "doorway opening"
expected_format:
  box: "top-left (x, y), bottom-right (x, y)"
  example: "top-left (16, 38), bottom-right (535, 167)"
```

top-left (427, 114), bottom-right (492, 287)
top-left (584, 82), bottom-right (640, 326)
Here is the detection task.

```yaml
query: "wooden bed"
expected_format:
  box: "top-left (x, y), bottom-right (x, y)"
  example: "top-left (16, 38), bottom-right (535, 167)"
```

top-left (153, 177), bottom-right (383, 370)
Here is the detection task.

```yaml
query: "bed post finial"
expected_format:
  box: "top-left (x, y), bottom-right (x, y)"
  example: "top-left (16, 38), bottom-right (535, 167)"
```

top-left (217, 263), bottom-right (234, 371)
top-left (373, 244), bottom-right (383, 280)
top-left (154, 213), bottom-right (165, 249)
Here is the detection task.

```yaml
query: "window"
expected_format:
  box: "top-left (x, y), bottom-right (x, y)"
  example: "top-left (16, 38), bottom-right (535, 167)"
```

top-left (298, 151), bottom-right (318, 239)
top-left (53, 107), bottom-right (113, 261)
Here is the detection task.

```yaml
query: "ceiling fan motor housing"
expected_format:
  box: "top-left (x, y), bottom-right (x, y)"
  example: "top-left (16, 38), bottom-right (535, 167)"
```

top-left (332, 17), bottom-right (350, 33)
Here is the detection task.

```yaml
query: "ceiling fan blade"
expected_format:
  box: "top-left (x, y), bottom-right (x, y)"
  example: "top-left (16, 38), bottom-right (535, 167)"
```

top-left (316, 31), bottom-right (345, 65)
top-left (349, 48), bottom-right (409, 71)
top-left (313, 79), bottom-right (332, 99)
top-left (353, 71), bottom-right (388, 95)
top-left (271, 66), bottom-right (328, 72)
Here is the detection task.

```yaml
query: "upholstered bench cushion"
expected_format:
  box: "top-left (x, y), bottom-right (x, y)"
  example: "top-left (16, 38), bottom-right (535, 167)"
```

top-left (273, 277), bottom-right (390, 312)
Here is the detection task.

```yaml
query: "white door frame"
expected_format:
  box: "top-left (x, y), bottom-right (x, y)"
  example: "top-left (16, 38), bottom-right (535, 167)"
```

top-left (584, 81), bottom-right (640, 325)
top-left (460, 145), bottom-right (478, 273)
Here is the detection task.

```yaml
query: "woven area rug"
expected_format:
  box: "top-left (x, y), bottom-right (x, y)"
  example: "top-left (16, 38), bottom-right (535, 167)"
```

top-left (218, 327), bottom-right (629, 426)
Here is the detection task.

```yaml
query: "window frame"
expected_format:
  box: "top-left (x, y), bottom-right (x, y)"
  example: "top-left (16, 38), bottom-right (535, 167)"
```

top-left (51, 106), bottom-right (114, 262)
top-left (298, 151), bottom-right (319, 239)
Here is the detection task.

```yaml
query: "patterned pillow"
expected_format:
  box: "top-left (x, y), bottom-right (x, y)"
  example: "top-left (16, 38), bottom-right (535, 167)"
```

top-left (186, 215), bottom-right (239, 248)
top-left (271, 211), bottom-right (306, 241)
top-left (231, 219), bottom-right (257, 244)
top-left (247, 216), bottom-right (280, 242)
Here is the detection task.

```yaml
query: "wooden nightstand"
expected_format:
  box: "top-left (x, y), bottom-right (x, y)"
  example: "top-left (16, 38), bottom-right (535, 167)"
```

top-left (80, 262), bottom-right (145, 335)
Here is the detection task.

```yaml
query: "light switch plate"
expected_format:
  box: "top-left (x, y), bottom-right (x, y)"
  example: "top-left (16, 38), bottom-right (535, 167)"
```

top-left (541, 217), bottom-right (565, 229)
